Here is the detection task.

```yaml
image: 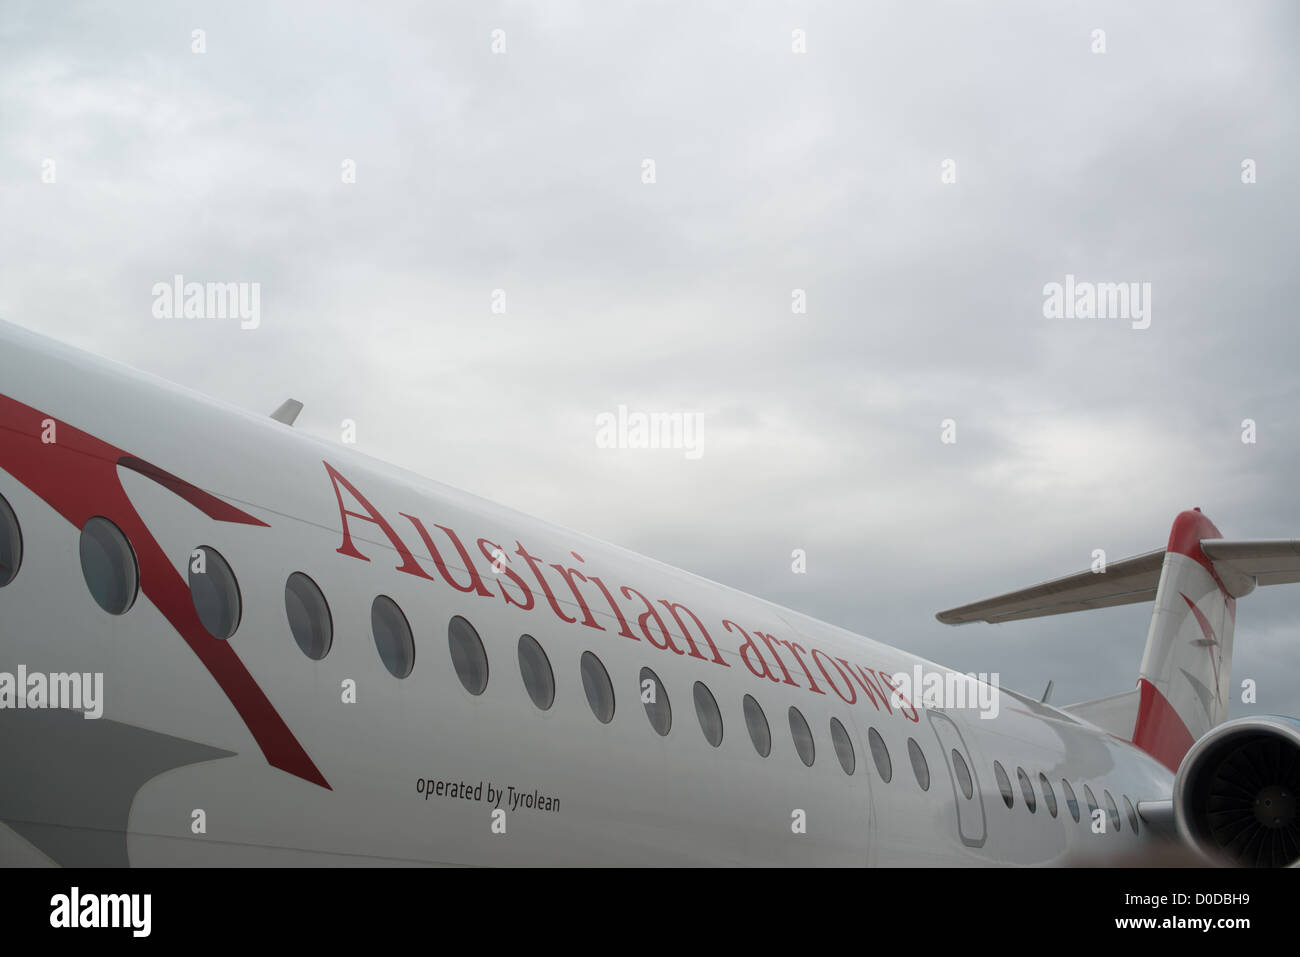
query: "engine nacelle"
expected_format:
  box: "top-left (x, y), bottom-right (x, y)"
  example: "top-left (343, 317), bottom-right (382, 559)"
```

top-left (1174, 715), bottom-right (1300, 867)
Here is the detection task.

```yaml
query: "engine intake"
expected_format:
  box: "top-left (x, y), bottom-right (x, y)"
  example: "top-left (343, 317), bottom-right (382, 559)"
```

top-left (1174, 716), bottom-right (1300, 867)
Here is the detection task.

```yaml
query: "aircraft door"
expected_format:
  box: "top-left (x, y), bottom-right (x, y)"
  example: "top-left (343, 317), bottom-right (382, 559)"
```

top-left (927, 710), bottom-right (986, 848)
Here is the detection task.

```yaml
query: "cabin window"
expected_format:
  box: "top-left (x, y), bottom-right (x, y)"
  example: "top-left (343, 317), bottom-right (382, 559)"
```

top-left (371, 595), bottom-right (415, 678)
top-left (1084, 785), bottom-right (1099, 827)
top-left (0, 493), bottom-right (21, 587)
top-left (994, 762), bottom-right (1014, 808)
top-left (1124, 795), bottom-right (1140, 833)
top-left (80, 517), bottom-right (138, 616)
top-left (869, 728), bottom-right (892, 782)
top-left (188, 545), bottom-right (241, 638)
top-left (1104, 789), bottom-right (1122, 832)
top-left (1016, 767), bottom-right (1036, 812)
top-left (285, 572), bottom-right (332, 660)
top-left (743, 694), bottom-right (771, 757)
top-left (640, 667), bottom-right (671, 736)
top-left (831, 718), bottom-right (856, 775)
top-left (1061, 779), bottom-right (1081, 822)
top-left (517, 634), bottom-right (554, 710)
top-left (448, 615), bottom-right (489, 695)
top-left (789, 707), bottom-right (815, 767)
top-left (1039, 773), bottom-right (1058, 817)
top-left (693, 681), bottom-right (723, 747)
top-left (580, 651), bottom-right (614, 723)
top-left (908, 738), bottom-right (930, 791)
top-left (952, 749), bottom-right (973, 799)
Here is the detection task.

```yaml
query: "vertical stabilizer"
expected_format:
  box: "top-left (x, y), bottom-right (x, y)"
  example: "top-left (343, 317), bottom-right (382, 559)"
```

top-left (1133, 510), bottom-right (1236, 771)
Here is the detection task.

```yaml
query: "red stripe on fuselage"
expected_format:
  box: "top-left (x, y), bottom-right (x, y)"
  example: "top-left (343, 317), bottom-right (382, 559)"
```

top-left (118, 456), bottom-right (270, 527)
top-left (0, 394), bottom-right (329, 789)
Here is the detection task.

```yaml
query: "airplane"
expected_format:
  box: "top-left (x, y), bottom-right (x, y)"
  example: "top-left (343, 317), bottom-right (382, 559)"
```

top-left (0, 316), bottom-right (1297, 867)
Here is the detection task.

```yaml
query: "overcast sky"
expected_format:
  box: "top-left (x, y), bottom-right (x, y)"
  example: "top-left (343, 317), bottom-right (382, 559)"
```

top-left (2, 1), bottom-right (1298, 720)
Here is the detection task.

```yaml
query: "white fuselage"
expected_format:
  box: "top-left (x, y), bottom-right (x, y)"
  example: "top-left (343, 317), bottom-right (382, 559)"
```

top-left (0, 321), bottom-right (1170, 866)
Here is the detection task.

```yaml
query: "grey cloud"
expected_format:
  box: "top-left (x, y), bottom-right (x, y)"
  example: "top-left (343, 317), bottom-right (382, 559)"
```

top-left (1, 0), bottom-right (1297, 722)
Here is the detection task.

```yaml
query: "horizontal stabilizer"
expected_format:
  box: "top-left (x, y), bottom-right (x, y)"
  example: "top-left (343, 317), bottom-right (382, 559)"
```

top-left (938, 537), bottom-right (1300, 625)
top-left (936, 549), bottom-right (1165, 625)
top-left (1200, 539), bottom-right (1300, 587)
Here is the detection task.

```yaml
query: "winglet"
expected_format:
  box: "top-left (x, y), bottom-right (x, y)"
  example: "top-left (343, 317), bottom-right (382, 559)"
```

top-left (270, 399), bottom-right (303, 426)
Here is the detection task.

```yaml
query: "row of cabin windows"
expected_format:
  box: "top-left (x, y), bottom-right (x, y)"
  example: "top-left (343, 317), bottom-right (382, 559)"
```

top-left (0, 497), bottom-right (1143, 817)
top-left (0, 503), bottom-right (934, 779)
top-left (991, 759), bottom-right (1140, 834)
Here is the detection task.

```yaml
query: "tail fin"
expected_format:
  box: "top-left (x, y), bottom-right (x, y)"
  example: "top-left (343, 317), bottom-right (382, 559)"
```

top-left (938, 508), bottom-right (1300, 772)
top-left (1133, 510), bottom-right (1235, 771)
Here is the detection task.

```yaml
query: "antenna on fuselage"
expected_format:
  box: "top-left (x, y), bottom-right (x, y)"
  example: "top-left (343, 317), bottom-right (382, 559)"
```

top-left (270, 399), bottom-right (303, 426)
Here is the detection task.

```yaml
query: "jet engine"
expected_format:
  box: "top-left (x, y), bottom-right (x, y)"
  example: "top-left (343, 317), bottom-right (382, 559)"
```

top-left (1174, 715), bottom-right (1300, 867)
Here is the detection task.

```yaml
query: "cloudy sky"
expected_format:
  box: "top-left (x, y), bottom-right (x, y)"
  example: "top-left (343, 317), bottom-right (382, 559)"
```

top-left (2, 1), bottom-right (1298, 718)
